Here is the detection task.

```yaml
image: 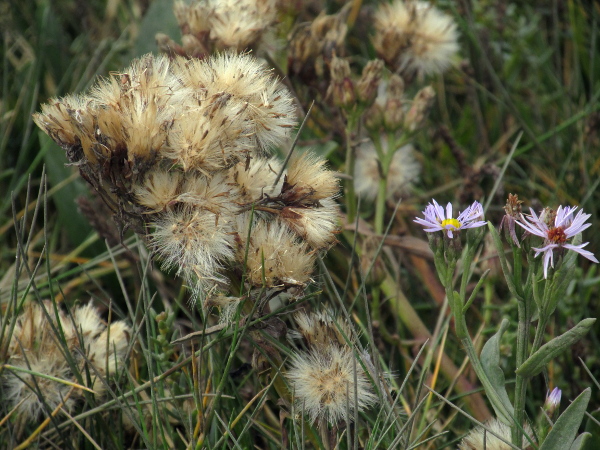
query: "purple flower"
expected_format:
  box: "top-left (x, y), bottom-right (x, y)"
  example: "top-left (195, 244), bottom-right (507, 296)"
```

top-left (414, 199), bottom-right (486, 238)
top-left (544, 387), bottom-right (561, 413)
top-left (516, 206), bottom-right (598, 278)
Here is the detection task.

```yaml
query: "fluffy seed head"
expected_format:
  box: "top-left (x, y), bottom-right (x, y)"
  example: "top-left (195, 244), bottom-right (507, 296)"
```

top-left (176, 172), bottom-right (235, 216)
top-left (288, 345), bottom-right (378, 424)
top-left (228, 157), bottom-right (282, 204)
top-left (354, 140), bottom-right (420, 201)
top-left (175, 53), bottom-right (297, 151)
top-left (283, 153), bottom-right (340, 205)
top-left (458, 418), bottom-right (535, 450)
top-left (2, 301), bottom-right (130, 423)
top-left (150, 208), bottom-right (235, 290)
top-left (293, 310), bottom-right (354, 350)
top-left (373, 0), bottom-right (459, 77)
top-left (173, 0), bottom-right (277, 54)
top-left (235, 215), bottom-right (315, 287)
top-left (280, 197), bottom-right (340, 249)
top-left (134, 169), bottom-right (184, 212)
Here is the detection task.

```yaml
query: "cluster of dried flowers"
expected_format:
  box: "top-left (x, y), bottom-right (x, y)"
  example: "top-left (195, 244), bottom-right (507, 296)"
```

top-left (286, 310), bottom-right (378, 424)
top-left (1, 301), bottom-right (130, 429)
top-left (34, 52), bottom-right (341, 303)
top-left (157, 0), bottom-right (278, 57)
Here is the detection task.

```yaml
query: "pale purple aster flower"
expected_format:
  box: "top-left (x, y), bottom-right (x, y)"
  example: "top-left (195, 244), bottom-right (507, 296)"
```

top-left (516, 206), bottom-right (598, 278)
top-left (544, 387), bottom-right (561, 414)
top-left (414, 199), bottom-right (486, 238)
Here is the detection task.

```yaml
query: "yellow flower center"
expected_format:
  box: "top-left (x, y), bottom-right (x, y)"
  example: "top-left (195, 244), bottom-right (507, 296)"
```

top-left (441, 218), bottom-right (460, 229)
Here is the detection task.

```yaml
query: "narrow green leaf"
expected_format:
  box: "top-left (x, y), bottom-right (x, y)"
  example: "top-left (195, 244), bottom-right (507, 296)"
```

top-left (479, 318), bottom-right (514, 425)
top-left (570, 433), bottom-right (591, 450)
top-left (517, 318), bottom-right (596, 378)
top-left (539, 388), bottom-right (591, 450)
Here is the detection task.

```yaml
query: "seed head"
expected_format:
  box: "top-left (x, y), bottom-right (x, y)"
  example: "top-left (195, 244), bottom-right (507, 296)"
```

top-left (288, 345), bottom-right (378, 424)
top-left (373, 0), bottom-right (459, 78)
top-left (458, 418), bottom-right (534, 450)
top-left (134, 169), bottom-right (184, 212)
top-left (355, 140), bottom-right (420, 201)
top-left (2, 301), bottom-right (130, 424)
top-left (280, 198), bottom-right (340, 249)
top-left (228, 157), bottom-right (282, 205)
top-left (293, 310), bottom-right (354, 350)
top-left (282, 153), bottom-right (340, 205)
top-left (235, 215), bottom-right (315, 287)
top-left (150, 207), bottom-right (235, 292)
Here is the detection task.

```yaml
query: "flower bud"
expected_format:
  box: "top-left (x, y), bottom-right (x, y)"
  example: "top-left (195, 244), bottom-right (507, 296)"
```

top-left (544, 387), bottom-right (561, 416)
top-left (404, 86), bottom-right (435, 132)
top-left (383, 75), bottom-right (405, 131)
top-left (328, 56), bottom-right (356, 109)
top-left (364, 103), bottom-right (384, 132)
top-left (356, 59), bottom-right (384, 107)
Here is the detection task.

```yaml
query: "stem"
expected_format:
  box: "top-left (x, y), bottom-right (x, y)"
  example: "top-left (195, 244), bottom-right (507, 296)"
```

top-left (372, 133), bottom-right (393, 235)
top-left (344, 113), bottom-right (359, 224)
top-left (512, 247), bottom-right (529, 446)
top-left (512, 299), bottom-right (531, 445)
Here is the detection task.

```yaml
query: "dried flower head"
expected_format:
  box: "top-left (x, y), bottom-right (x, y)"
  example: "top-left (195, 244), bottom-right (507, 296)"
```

top-left (175, 53), bottom-right (296, 151)
top-left (516, 205), bottom-right (598, 278)
top-left (414, 199), bottom-right (486, 238)
top-left (176, 172), bottom-right (234, 216)
top-left (150, 208), bottom-right (235, 291)
top-left (354, 140), bottom-right (420, 201)
top-left (282, 152), bottom-right (340, 205)
top-left (235, 216), bottom-right (315, 287)
top-left (293, 310), bottom-right (354, 350)
top-left (404, 85), bottom-right (436, 131)
top-left (383, 74), bottom-right (406, 131)
top-left (280, 197), bottom-right (340, 249)
top-left (134, 169), bottom-right (184, 213)
top-left (458, 418), bottom-right (535, 450)
top-left (499, 193), bottom-right (523, 247)
top-left (287, 6), bottom-right (349, 76)
top-left (327, 55), bottom-right (355, 109)
top-left (228, 157), bottom-right (282, 204)
top-left (373, 0), bottom-right (459, 78)
top-left (172, 0), bottom-right (277, 55)
top-left (356, 59), bottom-right (385, 106)
top-left (288, 345), bottom-right (378, 424)
top-left (2, 301), bottom-right (130, 424)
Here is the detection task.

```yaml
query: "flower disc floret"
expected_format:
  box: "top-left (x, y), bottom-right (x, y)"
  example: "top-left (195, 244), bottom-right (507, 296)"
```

top-left (414, 199), bottom-right (486, 238)
top-left (516, 205), bottom-right (598, 278)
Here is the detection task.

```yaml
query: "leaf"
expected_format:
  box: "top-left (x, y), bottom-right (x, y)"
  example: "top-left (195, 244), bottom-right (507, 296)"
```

top-left (132, 0), bottom-right (180, 58)
top-left (516, 318), bottom-right (596, 378)
top-left (570, 433), bottom-right (591, 450)
top-left (539, 388), bottom-right (591, 450)
top-left (479, 318), bottom-right (514, 425)
top-left (41, 132), bottom-right (93, 247)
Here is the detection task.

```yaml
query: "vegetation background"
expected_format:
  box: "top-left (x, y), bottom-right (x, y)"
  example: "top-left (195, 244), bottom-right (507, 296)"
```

top-left (1, 0), bottom-right (600, 448)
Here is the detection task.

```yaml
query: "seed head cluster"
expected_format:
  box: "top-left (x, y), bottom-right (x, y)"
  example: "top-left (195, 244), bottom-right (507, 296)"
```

top-left (287, 310), bottom-right (378, 424)
top-left (372, 0), bottom-right (459, 78)
top-left (1, 301), bottom-right (130, 424)
top-left (158, 0), bottom-right (278, 57)
top-left (34, 52), bottom-right (340, 300)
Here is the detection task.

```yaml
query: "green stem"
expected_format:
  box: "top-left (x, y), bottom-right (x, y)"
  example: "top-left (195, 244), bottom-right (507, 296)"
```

top-left (344, 113), bottom-right (359, 224)
top-left (512, 299), bottom-right (531, 445)
top-left (372, 133), bottom-right (392, 235)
